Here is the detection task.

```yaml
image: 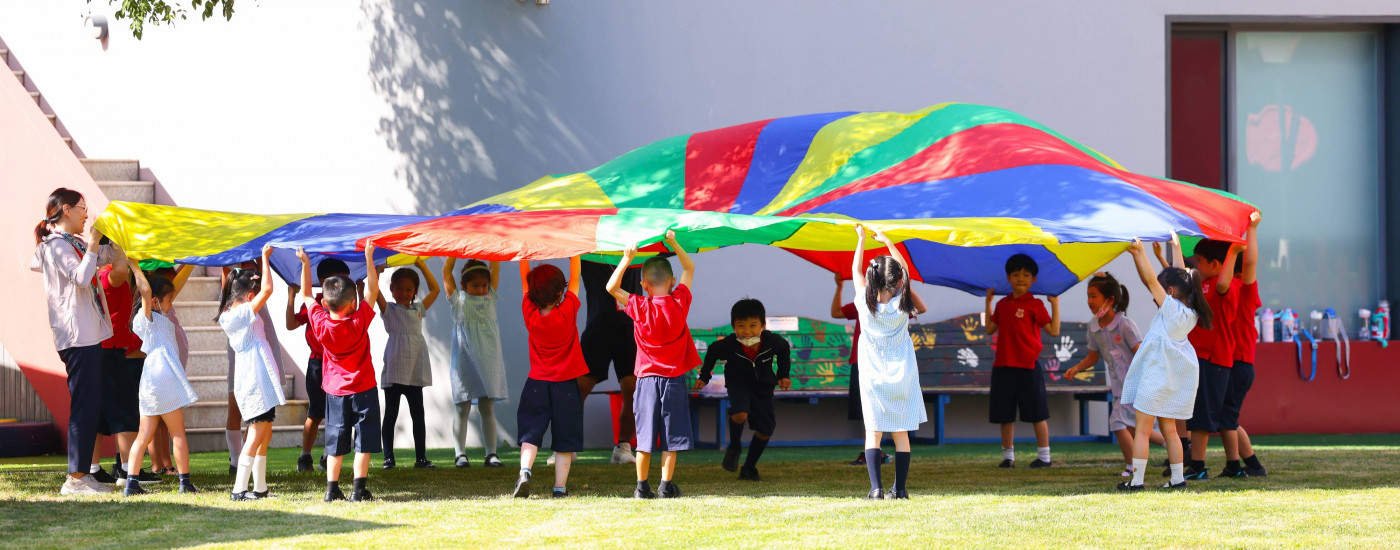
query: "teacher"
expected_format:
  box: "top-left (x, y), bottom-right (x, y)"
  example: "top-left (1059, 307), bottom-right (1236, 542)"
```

top-left (31, 188), bottom-right (120, 496)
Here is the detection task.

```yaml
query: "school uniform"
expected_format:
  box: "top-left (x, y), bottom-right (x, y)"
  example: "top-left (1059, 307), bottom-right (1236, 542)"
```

top-left (221, 303), bottom-right (288, 424)
top-left (517, 291), bottom-right (587, 453)
top-left (1221, 281), bottom-right (1261, 430)
top-left (1121, 296), bottom-right (1200, 419)
top-left (1087, 315), bottom-right (1143, 432)
top-left (294, 293), bottom-right (329, 420)
top-left (310, 300), bottom-right (382, 456)
top-left (699, 331), bottom-right (792, 436)
top-left (628, 284), bottom-right (701, 453)
top-left (98, 265), bottom-right (142, 436)
top-left (988, 293), bottom-right (1051, 425)
top-left (1186, 277), bottom-right (1240, 433)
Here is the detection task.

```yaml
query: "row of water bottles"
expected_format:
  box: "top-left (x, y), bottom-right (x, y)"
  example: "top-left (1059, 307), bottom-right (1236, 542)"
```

top-left (1256, 301), bottom-right (1389, 344)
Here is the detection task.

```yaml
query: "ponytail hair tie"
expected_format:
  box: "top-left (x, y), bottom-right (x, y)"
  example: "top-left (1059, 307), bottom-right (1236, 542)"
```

top-left (868, 258), bottom-right (879, 268)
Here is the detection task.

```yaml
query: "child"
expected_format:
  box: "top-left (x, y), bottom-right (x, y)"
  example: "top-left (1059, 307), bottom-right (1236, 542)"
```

top-left (1118, 237), bottom-right (1213, 490)
top-left (851, 226), bottom-right (926, 500)
top-left (1225, 212), bottom-right (1267, 477)
top-left (608, 230), bottom-right (699, 499)
top-left (122, 257), bottom-right (201, 496)
top-left (287, 258), bottom-right (353, 473)
top-left (443, 257), bottom-right (508, 469)
top-left (832, 271), bottom-right (927, 466)
top-left (218, 245), bottom-right (287, 501)
top-left (221, 259), bottom-right (287, 476)
top-left (95, 258), bottom-right (158, 487)
top-left (300, 245), bottom-right (383, 502)
top-left (145, 264), bottom-right (193, 476)
top-left (1183, 237), bottom-right (1243, 480)
top-left (580, 259), bottom-right (644, 465)
top-left (983, 254), bottom-right (1061, 469)
top-left (695, 298), bottom-right (792, 481)
top-left (511, 256), bottom-right (587, 498)
top-left (1062, 272), bottom-right (1161, 476)
top-left (376, 259), bottom-right (440, 469)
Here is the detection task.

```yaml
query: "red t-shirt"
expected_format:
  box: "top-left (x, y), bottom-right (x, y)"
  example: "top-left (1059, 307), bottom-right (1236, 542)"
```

top-left (99, 266), bottom-right (142, 352)
top-left (521, 291), bottom-right (588, 382)
top-left (626, 284), bottom-right (701, 378)
top-left (309, 300), bottom-right (377, 396)
top-left (293, 293), bottom-right (325, 360)
top-left (1189, 276), bottom-right (1240, 367)
top-left (992, 293), bottom-right (1050, 369)
top-left (841, 303), bottom-right (862, 365)
top-left (1232, 282), bottom-right (1261, 364)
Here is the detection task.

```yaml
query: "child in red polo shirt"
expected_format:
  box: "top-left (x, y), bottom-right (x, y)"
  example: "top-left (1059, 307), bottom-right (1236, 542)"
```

top-left (1182, 238), bottom-right (1242, 481)
top-left (511, 256), bottom-right (587, 499)
top-left (286, 258), bottom-right (352, 473)
top-left (1229, 213), bottom-right (1268, 477)
top-left (984, 254), bottom-right (1061, 469)
top-left (608, 230), bottom-right (699, 499)
top-left (298, 245), bottom-right (382, 503)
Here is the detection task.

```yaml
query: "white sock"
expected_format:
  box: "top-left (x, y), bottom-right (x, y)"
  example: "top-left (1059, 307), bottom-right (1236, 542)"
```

top-left (620, 442), bottom-right (632, 452)
top-left (1169, 463), bottom-right (1185, 485)
top-left (233, 455), bottom-right (253, 493)
top-left (226, 429), bottom-right (243, 466)
top-left (480, 399), bottom-right (498, 456)
top-left (90, 463), bottom-right (101, 474)
top-left (1037, 446), bottom-right (1051, 463)
top-left (253, 456), bottom-right (268, 492)
top-left (453, 402), bottom-right (472, 457)
top-left (1002, 447), bottom-right (1014, 461)
top-left (1131, 458), bottom-right (1147, 486)
top-left (122, 462), bottom-right (131, 473)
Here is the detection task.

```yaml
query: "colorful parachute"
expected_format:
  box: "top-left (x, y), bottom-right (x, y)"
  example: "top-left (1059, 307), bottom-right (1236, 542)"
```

top-left (96, 103), bottom-right (1258, 295)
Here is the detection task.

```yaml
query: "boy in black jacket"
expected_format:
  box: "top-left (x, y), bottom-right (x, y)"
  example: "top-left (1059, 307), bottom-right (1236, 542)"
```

top-left (694, 298), bottom-right (791, 481)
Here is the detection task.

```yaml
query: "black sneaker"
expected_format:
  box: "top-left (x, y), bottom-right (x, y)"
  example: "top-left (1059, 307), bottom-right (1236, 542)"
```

top-left (1155, 459), bottom-right (1170, 467)
top-left (317, 455), bottom-right (327, 472)
top-left (179, 482), bottom-right (199, 494)
top-left (122, 481), bottom-right (147, 497)
top-left (848, 452), bottom-right (867, 466)
top-left (721, 445), bottom-right (741, 472)
top-left (297, 455), bottom-right (314, 472)
top-left (998, 459), bottom-right (1015, 469)
top-left (349, 487), bottom-right (374, 502)
top-left (137, 469), bottom-right (162, 484)
top-left (1182, 464), bottom-right (1209, 481)
top-left (455, 455), bottom-right (471, 468)
top-left (324, 485), bottom-right (346, 502)
top-left (634, 483), bottom-right (656, 499)
top-left (382, 458), bottom-right (397, 470)
top-left (1244, 464), bottom-right (1268, 477)
top-left (1116, 481), bottom-right (1144, 492)
top-left (414, 459), bottom-right (435, 469)
top-left (885, 488), bottom-right (909, 499)
top-left (1218, 464), bottom-right (1248, 479)
top-left (230, 491), bottom-right (260, 501)
top-left (1162, 480), bottom-right (1189, 490)
top-left (483, 454), bottom-right (504, 468)
top-left (112, 462), bottom-right (127, 480)
top-left (552, 490), bottom-right (569, 498)
top-left (252, 490), bottom-right (273, 499)
top-left (1028, 459), bottom-right (1052, 469)
top-left (91, 467), bottom-right (118, 484)
top-left (738, 466), bottom-right (761, 482)
top-left (866, 488), bottom-right (884, 500)
top-left (659, 481), bottom-right (682, 499)
top-left (512, 470), bottom-right (532, 498)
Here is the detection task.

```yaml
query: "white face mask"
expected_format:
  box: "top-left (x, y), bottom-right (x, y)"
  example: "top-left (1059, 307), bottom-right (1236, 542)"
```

top-left (1093, 304), bottom-right (1112, 319)
top-left (737, 335), bottom-right (761, 347)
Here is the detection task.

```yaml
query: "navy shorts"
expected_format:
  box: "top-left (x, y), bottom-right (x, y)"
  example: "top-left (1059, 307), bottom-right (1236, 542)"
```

top-left (633, 375), bottom-right (693, 453)
top-left (97, 351), bottom-right (142, 435)
top-left (988, 363), bottom-right (1050, 424)
top-left (325, 389), bottom-right (382, 456)
top-left (1187, 359), bottom-right (1232, 432)
top-left (305, 358), bottom-right (326, 420)
top-left (516, 377), bottom-right (585, 453)
top-left (1219, 361), bottom-right (1256, 431)
top-left (581, 326), bottom-right (637, 382)
top-left (727, 383), bottom-right (776, 435)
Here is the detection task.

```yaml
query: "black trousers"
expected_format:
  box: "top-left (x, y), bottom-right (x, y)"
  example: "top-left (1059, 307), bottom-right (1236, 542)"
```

top-left (58, 344), bottom-right (103, 475)
top-left (381, 384), bottom-right (426, 461)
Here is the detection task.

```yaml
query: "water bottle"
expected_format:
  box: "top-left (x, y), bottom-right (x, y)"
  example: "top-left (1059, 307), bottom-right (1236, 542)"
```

top-left (1359, 309), bottom-right (1372, 341)
top-left (1261, 307), bottom-right (1274, 343)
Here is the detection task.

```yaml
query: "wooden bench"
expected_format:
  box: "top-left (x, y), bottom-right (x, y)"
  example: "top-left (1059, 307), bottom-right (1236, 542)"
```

top-left (687, 314), bottom-right (1113, 447)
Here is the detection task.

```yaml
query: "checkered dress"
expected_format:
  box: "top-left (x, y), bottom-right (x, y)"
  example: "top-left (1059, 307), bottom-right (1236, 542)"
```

top-left (855, 293), bottom-right (928, 432)
top-left (1120, 296), bottom-right (1200, 420)
top-left (130, 312), bottom-right (199, 416)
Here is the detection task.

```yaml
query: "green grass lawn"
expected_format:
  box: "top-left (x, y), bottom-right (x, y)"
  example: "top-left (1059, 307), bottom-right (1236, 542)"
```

top-left (3, 435), bottom-right (1400, 549)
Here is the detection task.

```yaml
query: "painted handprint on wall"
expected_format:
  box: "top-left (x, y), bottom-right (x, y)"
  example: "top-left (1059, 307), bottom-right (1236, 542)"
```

top-left (1054, 336), bottom-right (1077, 363)
top-left (956, 347), bottom-right (979, 369)
top-left (961, 316), bottom-right (984, 342)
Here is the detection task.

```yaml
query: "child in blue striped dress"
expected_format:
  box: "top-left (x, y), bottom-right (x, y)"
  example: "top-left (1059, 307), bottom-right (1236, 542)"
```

top-left (1118, 237), bottom-right (1213, 491)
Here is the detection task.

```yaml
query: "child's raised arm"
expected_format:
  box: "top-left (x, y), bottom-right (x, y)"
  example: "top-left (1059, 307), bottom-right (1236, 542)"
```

top-left (127, 256), bottom-right (154, 321)
top-left (871, 228), bottom-right (912, 290)
top-left (984, 289), bottom-right (999, 335)
top-left (1045, 295), bottom-right (1061, 337)
top-left (170, 264), bottom-right (193, 299)
top-left (490, 261), bottom-right (500, 290)
top-left (442, 257), bottom-right (458, 297)
top-left (568, 256), bottom-right (581, 297)
top-left (519, 260), bottom-right (532, 295)
top-left (851, 225), bottom-right (868, 292)
top-left (286, 284), bottom-right (305, 330)
top-left (830, 271), bottom-right (845, 319)
top-left (373, 264), bottom-right (388, 312)
top-left (249, 245), bottom-right (276, 313)
top-left (606, 248), bottom-right (636, 306)
top-left (664, 230), bottom-right (694, 289)
top-left (910, 287), bottom-right (928, 315)
top-left (418, 258), bottom-right (440, 310)
top-left (1215, 243), bottom-right (1242, 295)
top-left (1129, 240), bottom-right (1167, 307)
top-left (297, 247), bottom-right (317, 310)
top-left (1242, 212), bottom-right (1261, 285)
top-left (1168, 234), bottom-right (1185, 269)
top-left (363, 244), bottom-right (381, 307)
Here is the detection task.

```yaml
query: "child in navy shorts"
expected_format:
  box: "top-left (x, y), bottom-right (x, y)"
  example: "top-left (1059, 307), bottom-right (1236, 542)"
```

top-left (1223, 212), bottom-right (1267, 478)
top-left (609, 230), bottom-right (699, 499)
top-left (1184, 238), bottom-right (1243, 480)
top-left (287, 257), bottom-right (351, 473)
top-left (299, 245), bottom-right (382, 502)
top-left (984, 254), bottom-right (1060, 469)
top-left (511, 256), bottom-right (587, 499)
top-left (695, 298), bottom-right (791, 481)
